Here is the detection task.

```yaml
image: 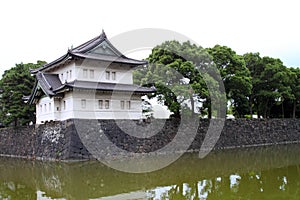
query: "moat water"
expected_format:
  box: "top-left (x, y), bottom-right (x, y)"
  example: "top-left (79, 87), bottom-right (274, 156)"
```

top-left (1, 144), bottom-right (300, 199)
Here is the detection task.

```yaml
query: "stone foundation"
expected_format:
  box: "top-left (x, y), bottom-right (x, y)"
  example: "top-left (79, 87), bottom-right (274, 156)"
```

top-left (0, 118), bottom-right (299, 160)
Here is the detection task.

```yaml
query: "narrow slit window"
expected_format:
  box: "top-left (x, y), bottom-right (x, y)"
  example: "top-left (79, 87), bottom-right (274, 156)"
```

top-left (49, 103), bottom-right (51, 112)
top-left (105, 71), bottom-right (110, 80)
top-left (81, 99), bottom-right (86, 109)
top-left (70, 70), bottom-right (72, 79)
top-left (98, 100), bottom-right (103, 109)
top-left (105, 100), bottom-right (110, 109)
top-left (83, 69), bottom-right (88, 78)
top-left (63, 100), bottom-right (66, 110)
top-left (112, 72), bottom-right (116, 80)
top-left (126, 101), bottom-right (131, 110)
top-left (90, 69), bottom-right (94, 79)
top-left (120, 101), bottom-right (125, 109)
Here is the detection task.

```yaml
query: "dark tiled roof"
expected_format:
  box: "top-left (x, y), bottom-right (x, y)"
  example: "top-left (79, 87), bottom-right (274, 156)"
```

top-left (43, 73), bottom-right (63, 90)
top-left (70, 52), bottom-right (148, 65)
top-left (62, 81), bottom-right (155, 94)
top-left (27, 72), bottom-right (155, 104)
top-left (32, 31), bottom-right (147, 73)
top-left (71, 31), bottom-right (111, 54)
top-left (36, 72), bottom-right (62, 95)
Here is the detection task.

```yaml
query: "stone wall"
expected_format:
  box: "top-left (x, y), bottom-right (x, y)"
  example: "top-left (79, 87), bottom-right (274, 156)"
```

top-left (0, 126), bottom-right (35, 158)
top-left (0, 118), bottom-right (299, 160)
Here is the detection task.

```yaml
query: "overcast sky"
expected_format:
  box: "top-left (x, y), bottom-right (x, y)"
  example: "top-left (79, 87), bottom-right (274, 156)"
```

top-left (0, 0), bottom-right (299, 76)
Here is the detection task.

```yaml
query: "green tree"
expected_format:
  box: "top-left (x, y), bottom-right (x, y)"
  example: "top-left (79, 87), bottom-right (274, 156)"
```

top-left (246, 56), bottom-right (291, 118)
top-left (288, 67), bottom-right (300, 118)
top-left (244, 53), bottom-right (298, 118)
top-left (258, 57), bottom-right (292, 118)
top-left (208, 45), bottom-right (252, 117)
top-left (0, 61), bottom-right (46, 126)
top-left (134, 40), bottom-right (221, 118)
top-left (243, 52), bottom-right (264, 117)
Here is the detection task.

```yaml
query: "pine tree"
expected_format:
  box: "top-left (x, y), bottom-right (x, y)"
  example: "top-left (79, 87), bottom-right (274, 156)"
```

top-left (0, 61), bottom-right (46, 126)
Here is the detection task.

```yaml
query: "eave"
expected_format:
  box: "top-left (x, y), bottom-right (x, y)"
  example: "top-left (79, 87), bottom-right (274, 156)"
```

top-left (31, 30), bottom-right (148, 74)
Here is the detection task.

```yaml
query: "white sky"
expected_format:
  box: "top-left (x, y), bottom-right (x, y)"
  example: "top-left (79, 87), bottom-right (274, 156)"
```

top-left (0, 0), bottom-right (299, 76)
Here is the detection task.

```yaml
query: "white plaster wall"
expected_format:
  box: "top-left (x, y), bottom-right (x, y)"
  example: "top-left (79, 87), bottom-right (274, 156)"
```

top-left (36, 96), bottom-right (55, 123)
top-left (43, 59), bottom-right (133, 84)
top-left (49, 62), bottom-right (76, 83)
top-left (75, 60), bottom-right (133, 84)
top-left (72, 110), bottom-right (142, 119)
top-left (71, 90), bottom-right (142, 120)
top-left (35, 89), bottom-right (143, 124)
top-left (59, 92), bottom-right (74, 121)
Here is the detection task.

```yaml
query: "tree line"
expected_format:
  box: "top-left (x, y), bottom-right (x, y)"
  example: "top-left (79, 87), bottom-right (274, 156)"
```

top-left (134, 41), bottom-right (300, 119)
top-left (0, 61), bottom-right (45, 126)
top-left (0, 41), bottom-right (299, 127)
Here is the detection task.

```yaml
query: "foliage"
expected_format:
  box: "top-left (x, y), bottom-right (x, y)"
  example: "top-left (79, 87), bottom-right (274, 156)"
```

top-left (287, 67), bottom-right (300, 118)
top-left (134, 41), bottom-right (300, 119)
top-left (244, 53), bottom-right (296, 118)
top-left (134, 40), bottom-right (222, 118)
top-left (207, 45), bottom-right (252, 117)
top-left (0, 61), bottom-right (46, 126)
top-left (0, 40), bottom-right (298, 123)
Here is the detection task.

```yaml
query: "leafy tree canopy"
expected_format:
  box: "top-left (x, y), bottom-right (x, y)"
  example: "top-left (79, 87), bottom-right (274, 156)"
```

top-left (135, 41), bottom-right (300, 119)
top-left (0, 61), bottom-right (46, 126)
top-left (207, 45), bottom-right (252, 117)
top-left (134, 41), bottom-right (225, 118)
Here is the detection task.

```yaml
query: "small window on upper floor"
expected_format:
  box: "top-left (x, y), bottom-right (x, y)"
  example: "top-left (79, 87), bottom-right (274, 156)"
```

top-left (66, 71), bottom-right (69, 80)
top-left (105, 100), bottom-right (110, 109)
top-left (98, 100), bottom-right (103, 109)
top-left (81, 99), bottom-right (86, 109)
top-left (83, 69), bottom-right (88, 78)
top-left (126, 101), bottom-right (131, 110)
top-left (70, 70), bottom-right (72, 79)
top-left (112, 72), bottom-right (116, 80)
top-left (63, 100), bottom-right (66, 110)
top-left (120, 100), bottom-right (125, 110)
top-left (105, 71), bottom-right (110, 80)
top-left (61, 73), bottom-right (64, 81)
top-left (49, 103), bottom-right (51, 112)
top-left (90, 69), bottom-right (94, 79)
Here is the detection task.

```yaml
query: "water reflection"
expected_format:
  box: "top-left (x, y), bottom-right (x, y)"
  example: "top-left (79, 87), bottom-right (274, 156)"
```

top-left (0, 144), bottom-right (300, 199)
top-left (146, 167), bottom-right (300, 200)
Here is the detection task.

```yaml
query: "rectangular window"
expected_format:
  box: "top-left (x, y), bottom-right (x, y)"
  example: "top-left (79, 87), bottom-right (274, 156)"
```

top-left (66, 71), bottom-right (69, 80)
top-left (63, 101), bottom-right (66, 110)
top-left (98, 100), bottom-right (103, 109)
top-left (105, 71), bottom-right (110, 80)
top-left (120, 100), bottom-right (125, 109)
top-left (90, 70), bottom-right (94, 79)
top-left (81, 99), bottom-right (86, 109)
top-left (70, 70), bottom-right (72, 79)
top-left (126, 101), bottom-right (131, 110)
top-left (83, 69), bottom-right (88, 78)
top-left (105, 100), bottom-right (110, 109)
top-left (112, 72), bottom-right (116, 80)
top-left (44, 104), bottom-right (47, 112)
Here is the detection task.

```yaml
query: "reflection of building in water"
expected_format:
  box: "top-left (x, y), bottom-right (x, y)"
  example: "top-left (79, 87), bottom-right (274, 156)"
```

top-left (26, 31), bottom-right (155, 124)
